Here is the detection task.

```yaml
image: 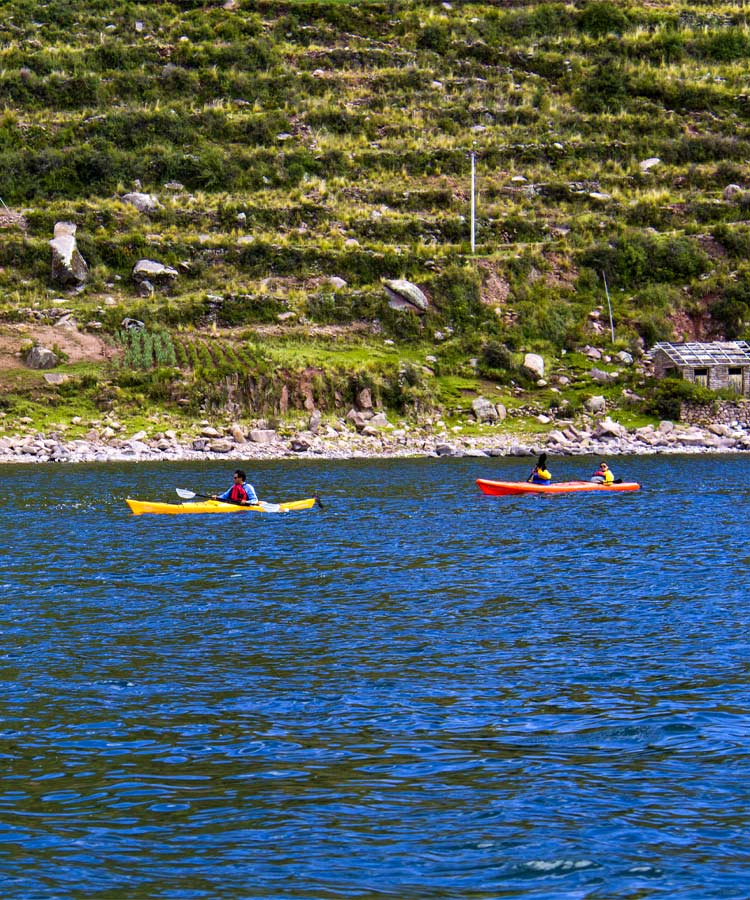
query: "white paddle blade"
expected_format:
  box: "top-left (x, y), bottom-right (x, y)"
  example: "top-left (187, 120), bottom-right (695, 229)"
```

top-left (176, 488), bottom-right (197, 499)
top-left (258, 501), bottom-right (282, 512)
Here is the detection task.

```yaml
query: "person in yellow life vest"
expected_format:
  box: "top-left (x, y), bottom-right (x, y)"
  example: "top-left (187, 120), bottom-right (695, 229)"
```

top-left (591, 461), bottom-right (614, 484)
top-left (528, 452), bottom-right (552, 485)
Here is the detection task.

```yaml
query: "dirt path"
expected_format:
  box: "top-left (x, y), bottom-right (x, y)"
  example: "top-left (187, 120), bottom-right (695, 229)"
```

top-left (0, 324), bottom-right (112, 369)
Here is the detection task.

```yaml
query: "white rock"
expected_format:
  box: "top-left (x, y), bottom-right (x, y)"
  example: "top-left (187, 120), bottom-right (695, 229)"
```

top-left (523, 352), bottom-right (544, 379)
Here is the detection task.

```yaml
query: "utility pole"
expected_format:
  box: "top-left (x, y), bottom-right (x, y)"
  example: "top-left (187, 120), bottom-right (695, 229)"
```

top-left (602, 271), bottom-right (615, 343)
top-left (470, 146), bottom-right (476, 254)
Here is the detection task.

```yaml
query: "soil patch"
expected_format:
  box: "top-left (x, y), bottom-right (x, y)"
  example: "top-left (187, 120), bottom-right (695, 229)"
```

top-left (0, 324), bottom-right (112, 369)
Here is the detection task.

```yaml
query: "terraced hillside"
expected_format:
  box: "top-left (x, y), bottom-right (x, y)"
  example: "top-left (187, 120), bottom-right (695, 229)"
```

top-left (1, 0), bottom-right (749, 435)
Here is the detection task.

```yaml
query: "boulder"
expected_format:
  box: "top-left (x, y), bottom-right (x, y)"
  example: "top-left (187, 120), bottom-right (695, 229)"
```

top-left (723, 184), bottom-right (743, 201)
top-left (357, 387), bottom-right (373, 410)
top-left (472, 397), bottom-right (499, 423)
top-left (132, 259), bottom-right (178, 284)
top-left (383, 279), bottom-right (428, 312)
top-left (435, 443), bottom-right (461, 457)
top-left (522, 352), bottom-right (545, 379)
top-left (594, 417), bottom-right (628, 439)
top-left (346, 409), bottom-right (367, 431)
top-left (585, 395), bottom-right (607, 414)
top-left (249, 428), bottom-right (276, 444)
top-left (289, 438), bottom-right (310, 452)
top-left (49, 222), bottom-right (88, 287)
top-left (122, 191), bottom-right (162, 213)
top-left (26, 346), bottom-right (59, 370)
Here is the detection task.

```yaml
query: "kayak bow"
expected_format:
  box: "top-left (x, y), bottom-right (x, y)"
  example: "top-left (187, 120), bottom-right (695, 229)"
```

top-left (476, 478), bottom-right (640, 496)
top-left (126, 497), bottom-right (317, 516)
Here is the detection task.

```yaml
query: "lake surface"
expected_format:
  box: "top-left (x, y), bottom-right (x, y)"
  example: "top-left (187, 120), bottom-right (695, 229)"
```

top-left (1, 454), bottom-right (749, 899)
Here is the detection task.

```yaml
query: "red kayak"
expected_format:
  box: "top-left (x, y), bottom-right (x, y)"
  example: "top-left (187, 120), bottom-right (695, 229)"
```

top-left (477, 478), bottom-right (641, 496)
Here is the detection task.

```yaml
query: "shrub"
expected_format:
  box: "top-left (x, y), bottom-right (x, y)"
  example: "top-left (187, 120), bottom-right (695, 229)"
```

top-left (578, 2), bottom-right (630, 37)
top-left (646, 377), bottom-right (715, 420)
top-left (624, 200), bottom-right (673, 229)
top-left (710, 276), bottom-right (750, 338)
top-left (218, 293), bottom-right (286, 326)
top-left (514, 296), bottom-right (575, 348)
top-left (477, 340), bottom-right (516, 380)
top-left (712, 224), bottom-right (750, 260)
top-left (634, 309), bottom-right (674, 346)
top-left (576, 57), bottom-right (631, 113)
top-left (430, 265), bottom-right (482, 331)
top-left (416, 24), bottom-right (450, 53)
top-left (580, 234), bottom-right (711, 288)
top-left (697, 29), bottom-right (750, 62)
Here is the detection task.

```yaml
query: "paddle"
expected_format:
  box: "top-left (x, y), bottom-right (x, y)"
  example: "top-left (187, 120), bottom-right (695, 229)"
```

top-left (176, 487), bottom-right (281, 513)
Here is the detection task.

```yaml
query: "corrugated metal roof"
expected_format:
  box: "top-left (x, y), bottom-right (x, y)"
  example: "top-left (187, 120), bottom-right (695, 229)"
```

top-left (650, 341), bottom-right (750, 366)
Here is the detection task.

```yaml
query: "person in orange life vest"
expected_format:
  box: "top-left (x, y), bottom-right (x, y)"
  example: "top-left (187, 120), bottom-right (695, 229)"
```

top-left (212, 469), bottom-right (259, 505)
top-left (590, 461), bottom-right (614, 484)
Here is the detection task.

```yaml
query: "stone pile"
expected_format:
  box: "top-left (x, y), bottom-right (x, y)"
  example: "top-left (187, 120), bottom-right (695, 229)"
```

top-left (0, 414), bottom-right (749, 465)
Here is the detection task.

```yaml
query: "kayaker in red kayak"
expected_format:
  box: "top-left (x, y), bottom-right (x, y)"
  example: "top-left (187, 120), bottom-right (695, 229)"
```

top-left (528, 453), bottom-right (552, 485)
top-left (590, 461), bottom-right (615, 485)
top-left (212, 469), bottom-right (259, 505)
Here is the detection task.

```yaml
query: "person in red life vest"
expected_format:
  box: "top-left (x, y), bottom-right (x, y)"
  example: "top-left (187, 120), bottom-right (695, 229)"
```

top-left (212, 469), bottom-right (259, 505)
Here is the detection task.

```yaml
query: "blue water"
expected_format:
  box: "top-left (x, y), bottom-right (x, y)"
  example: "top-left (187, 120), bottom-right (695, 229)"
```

top-left (1, 454), bottom-right (749, 898)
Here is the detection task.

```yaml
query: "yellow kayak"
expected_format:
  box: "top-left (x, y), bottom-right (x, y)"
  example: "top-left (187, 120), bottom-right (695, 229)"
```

top-left (126, 497), bottom-right (318, 516)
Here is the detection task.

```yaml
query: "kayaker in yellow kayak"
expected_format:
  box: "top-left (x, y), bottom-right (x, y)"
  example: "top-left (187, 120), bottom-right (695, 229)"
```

top-left (528, 453), bottom-right (552, 485)
top-left (590, 461), bottom-right (614, 484)
top-left (212, 469), bottom-right (259, 505)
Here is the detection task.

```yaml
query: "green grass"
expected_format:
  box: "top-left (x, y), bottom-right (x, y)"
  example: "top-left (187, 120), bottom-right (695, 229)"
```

top-left (0, 1), bottom-right (748, 430)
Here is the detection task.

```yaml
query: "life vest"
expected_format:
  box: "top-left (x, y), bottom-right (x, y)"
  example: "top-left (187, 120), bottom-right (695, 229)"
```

top-left (229, 483), bottom-right (248, 503)
top-left (594, 468), bottom-right (614, 484)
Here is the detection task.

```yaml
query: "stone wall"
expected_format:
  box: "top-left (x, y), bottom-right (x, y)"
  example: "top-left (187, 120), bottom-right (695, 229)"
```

top-left (681, 399), bottom-right (750, 426)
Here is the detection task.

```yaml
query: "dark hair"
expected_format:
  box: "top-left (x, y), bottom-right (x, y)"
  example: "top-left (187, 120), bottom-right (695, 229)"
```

top-left (537, 453), bottom-right (547, 467)
top-left (234, 469), bottom-right (246, 480)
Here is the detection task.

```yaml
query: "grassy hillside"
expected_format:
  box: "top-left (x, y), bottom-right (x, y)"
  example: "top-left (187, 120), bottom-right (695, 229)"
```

top-left (1, 0), bottom-right (749, 435)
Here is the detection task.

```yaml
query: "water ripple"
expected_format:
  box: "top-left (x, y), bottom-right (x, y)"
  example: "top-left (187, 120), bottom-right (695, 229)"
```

top-left (1, 456), bottom-right (749, 897)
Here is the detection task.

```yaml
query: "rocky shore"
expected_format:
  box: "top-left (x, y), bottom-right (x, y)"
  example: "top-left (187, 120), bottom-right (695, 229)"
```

top-left (1, 413), bottom-right (749, 465)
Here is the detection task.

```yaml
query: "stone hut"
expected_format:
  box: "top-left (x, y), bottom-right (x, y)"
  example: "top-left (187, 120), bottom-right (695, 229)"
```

top-left (650, 341), bottom-right (750, 394)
